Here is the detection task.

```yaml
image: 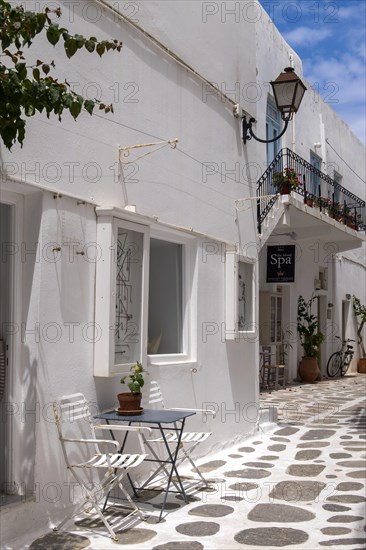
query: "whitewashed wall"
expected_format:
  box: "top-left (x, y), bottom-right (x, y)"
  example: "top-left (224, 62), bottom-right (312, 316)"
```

top-left (1, 0), bottom-right (365, 538)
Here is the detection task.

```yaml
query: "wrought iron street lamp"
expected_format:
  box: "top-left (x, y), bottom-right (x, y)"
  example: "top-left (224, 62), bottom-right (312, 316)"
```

top-left (242, 67), bottom-right (306, 144)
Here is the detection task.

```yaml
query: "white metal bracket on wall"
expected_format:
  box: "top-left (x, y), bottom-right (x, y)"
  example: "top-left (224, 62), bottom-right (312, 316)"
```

top-left (118, 139), bottom-right (179, 165)
top-left (117, 139), bottom-right (179, 207)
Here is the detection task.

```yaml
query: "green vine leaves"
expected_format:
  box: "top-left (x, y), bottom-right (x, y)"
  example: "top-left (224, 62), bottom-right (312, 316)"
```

top-left (0, 1), bottom-right (122, 149)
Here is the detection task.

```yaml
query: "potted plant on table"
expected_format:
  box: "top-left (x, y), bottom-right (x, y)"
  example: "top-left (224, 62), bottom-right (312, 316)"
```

top-left (352, 296), bottom-right (366, 373)
top-left (117, 361), bottom-right (147, 415)
top-left (273, 167), bottom-right (302, 195)
top-left (297, 295), bottom-right (325, 382)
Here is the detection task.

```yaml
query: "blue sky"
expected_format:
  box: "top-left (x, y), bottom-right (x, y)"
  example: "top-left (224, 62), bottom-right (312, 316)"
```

top-left (258, 0), bottom-right (366, 145)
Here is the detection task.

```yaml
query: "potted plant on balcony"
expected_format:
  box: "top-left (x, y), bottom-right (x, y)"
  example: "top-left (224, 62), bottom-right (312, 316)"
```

top-left (329, 201), bottom-right (343, 221)
top-left (297, 295), bottom-right (325, 382)
top-left (273, 167), bottom-right (302, 195)
top-left (346, 211), bottom-right (357, 230)
top-left (352, 295), bottom-right (366, 373)
top-left (117, 361), bottom-right (147, 415)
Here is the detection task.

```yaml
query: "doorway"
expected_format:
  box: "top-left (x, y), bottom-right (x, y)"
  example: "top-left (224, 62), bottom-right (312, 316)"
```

top-left (0, 202), bottom-right (13, 500)
top-left (0, 193), bottom-right (23, 505)
top-left (316, 295), bottom-right (327, 373)
top-left (342, 300), bottom-right (351, 341)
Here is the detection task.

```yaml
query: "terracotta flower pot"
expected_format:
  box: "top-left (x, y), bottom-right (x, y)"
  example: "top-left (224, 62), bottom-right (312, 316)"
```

top-left (299, 357), bottom-right (321, 383)
top-left (279, 182), bottom-right (292, 195)
top-left (117, 392), bottom-right (142, 412)
top-left (357, 358), bottom-right (366, 374)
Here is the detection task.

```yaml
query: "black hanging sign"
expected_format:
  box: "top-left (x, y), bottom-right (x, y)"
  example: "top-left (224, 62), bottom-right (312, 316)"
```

top-left (266, 245), bottom-right (295, 283)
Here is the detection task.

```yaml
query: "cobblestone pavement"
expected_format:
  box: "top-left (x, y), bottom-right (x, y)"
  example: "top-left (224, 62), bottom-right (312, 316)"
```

top-left (5, 375), bottom-right (366, 549)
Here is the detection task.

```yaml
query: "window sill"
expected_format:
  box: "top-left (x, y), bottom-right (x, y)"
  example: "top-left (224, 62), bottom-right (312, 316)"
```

top-left (148, 356), bottom-right (197, 368)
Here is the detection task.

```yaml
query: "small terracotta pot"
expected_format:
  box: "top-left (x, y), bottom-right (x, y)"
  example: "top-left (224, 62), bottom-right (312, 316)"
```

top-left (117, 392), bottom-right (142, 411)
top-left (357, 358), bottom-right (366, 374)
top-left (299, 357), bottom-right (320, 383)
top-left (279, 182), bottom-right (292, 195)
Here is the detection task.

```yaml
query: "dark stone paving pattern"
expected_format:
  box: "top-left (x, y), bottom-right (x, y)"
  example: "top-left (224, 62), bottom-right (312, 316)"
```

top-left (318, 539), bottom-right (366, 547)
top-left (234, 527), bottom-right (309, 546)
top-left (269, 480), bottom-right (326, 502)
top-left (24, 375), bottom-right (366, 550)
top-left (320, 527), bottom-right (352, 534)
top-left (223, 468), bottom-right (272, 479)
top-left (153, 543), bottom-right (204, 550)
top-left (327, 515), bottom-right (364, 523)
top-left (175, 521), bottom-right (220, 536)
top-left (188, 504), bottom-right (233, 517)
top-left (323, 504), bottom-right (352, 512)
top-left (295, 449), bottom-right (322, 460)
top-left (287, 464), bottom-right (325, 476)
top-left (248, 503), bottom-right (315, 522)
top-left (29, 533), bottom-right (90, 549)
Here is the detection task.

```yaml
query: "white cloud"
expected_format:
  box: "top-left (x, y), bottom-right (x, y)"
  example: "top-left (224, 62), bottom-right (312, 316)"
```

top-left (303, 55), bottom-right (365, 104)
top-left (303, 55), bottom-right (366, 144)
top-left (338, 3), bottom-right (365, 21)
top-left (282, 26), bottom-right (333, 47)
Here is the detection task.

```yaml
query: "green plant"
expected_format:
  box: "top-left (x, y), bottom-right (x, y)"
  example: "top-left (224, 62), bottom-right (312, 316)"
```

top-left (329, 201), bottom-right (344, 220)
top-left (297, 295), bottom-right (325, 359)
top-left (120, 361), bottom-right (147, 394)
top-left (279, 327), bottom-right (293, 364)
top-left (352, 296), bottom-right (366, 357)
top-left (273, 167), bottom-right (302, 190)
top-left (0, 1), bottom-right (122, 149)
top-left (321, 197), bottom-right (331, 212)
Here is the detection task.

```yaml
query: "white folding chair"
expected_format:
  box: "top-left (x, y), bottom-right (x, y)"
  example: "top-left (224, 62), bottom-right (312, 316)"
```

top-left (141, 381), bottom-right (216, 488)
top-left (53, 393), bottom-right (151, 542)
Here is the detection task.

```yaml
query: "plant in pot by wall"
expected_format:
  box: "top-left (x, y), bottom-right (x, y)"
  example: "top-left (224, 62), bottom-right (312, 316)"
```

top-left (117, 361), bottom-right (147, 415)
top-left (273, 167), bottom-right (302, 194)
top-left (352, 295), bottom-right (366, 373)
top-left (297, 295), bottom-right (325, 383)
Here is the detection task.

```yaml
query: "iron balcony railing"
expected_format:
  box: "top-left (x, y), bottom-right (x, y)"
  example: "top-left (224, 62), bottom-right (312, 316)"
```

top-left (256, 148), bottom-right (365, 234)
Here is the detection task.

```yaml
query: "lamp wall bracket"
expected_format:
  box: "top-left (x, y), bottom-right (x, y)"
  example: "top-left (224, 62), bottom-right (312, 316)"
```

top-left (242, 116), bottom-right (289, 145)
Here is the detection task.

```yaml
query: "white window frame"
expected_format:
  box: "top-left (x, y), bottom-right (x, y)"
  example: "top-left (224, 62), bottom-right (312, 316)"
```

top-left (94, 214), bottom-right (197, 375)
top-left (225, 250), bottom-right (256, 340)
top-left (94, 216), bottom-right (150, 376)
top-left (147, 227), bottom-right (197, 366)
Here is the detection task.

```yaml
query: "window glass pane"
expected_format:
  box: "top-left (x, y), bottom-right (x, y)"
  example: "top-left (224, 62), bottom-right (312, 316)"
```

top-left (238, 262), bottom-right (253, 330)
top-left (148, 239), bottom-right (182, 354)
top-left (114, 227), bottom-right (143, 365)
top-left (310, 152), bottom-right (321, 195)
top-left (333, 172), bottom-right (342, 203)
top-left (266, 97), bottom-right (281, 165)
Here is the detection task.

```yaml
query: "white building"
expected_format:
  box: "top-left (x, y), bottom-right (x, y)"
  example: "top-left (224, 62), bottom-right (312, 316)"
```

top-left (0, 0), bottom-right (365, 537)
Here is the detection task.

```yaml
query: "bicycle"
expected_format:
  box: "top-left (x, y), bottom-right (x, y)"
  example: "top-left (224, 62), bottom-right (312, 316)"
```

top-left (326, 336), bottom-right (355, 377)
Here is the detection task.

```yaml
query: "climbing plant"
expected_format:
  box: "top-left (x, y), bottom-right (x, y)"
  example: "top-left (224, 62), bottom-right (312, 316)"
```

top-left (0, 1), bottom-right (122, 149)
top-left (352, 295), bottom-right (366, 357)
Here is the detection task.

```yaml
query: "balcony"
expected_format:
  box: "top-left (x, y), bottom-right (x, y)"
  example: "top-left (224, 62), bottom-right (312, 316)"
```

top-left (256, 148), bottom-right (365, 235)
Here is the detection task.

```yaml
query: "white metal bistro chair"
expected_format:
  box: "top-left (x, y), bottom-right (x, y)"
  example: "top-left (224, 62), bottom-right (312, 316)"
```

top-left (141, 381), bottom-right (216, 489)
top-left (53, 393), bottom-right (151, 542)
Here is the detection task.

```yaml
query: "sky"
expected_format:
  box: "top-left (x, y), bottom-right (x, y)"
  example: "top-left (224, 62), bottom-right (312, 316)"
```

top-left (258, 0), bottom-right (366, 145)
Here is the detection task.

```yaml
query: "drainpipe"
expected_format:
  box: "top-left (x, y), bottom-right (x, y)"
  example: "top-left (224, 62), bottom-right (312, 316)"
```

top-left (319, 114), bottom-right (327, 172)
top-left (289, 54), bottom-right (297, 153)
top-left (291, 115), bottom-right (296, 153)
top-left (314, 115), bottom-right (327, 196)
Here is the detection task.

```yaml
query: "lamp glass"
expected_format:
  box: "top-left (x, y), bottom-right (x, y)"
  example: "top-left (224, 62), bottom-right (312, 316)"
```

top-left (271, 68), bottom-right (306, 121)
